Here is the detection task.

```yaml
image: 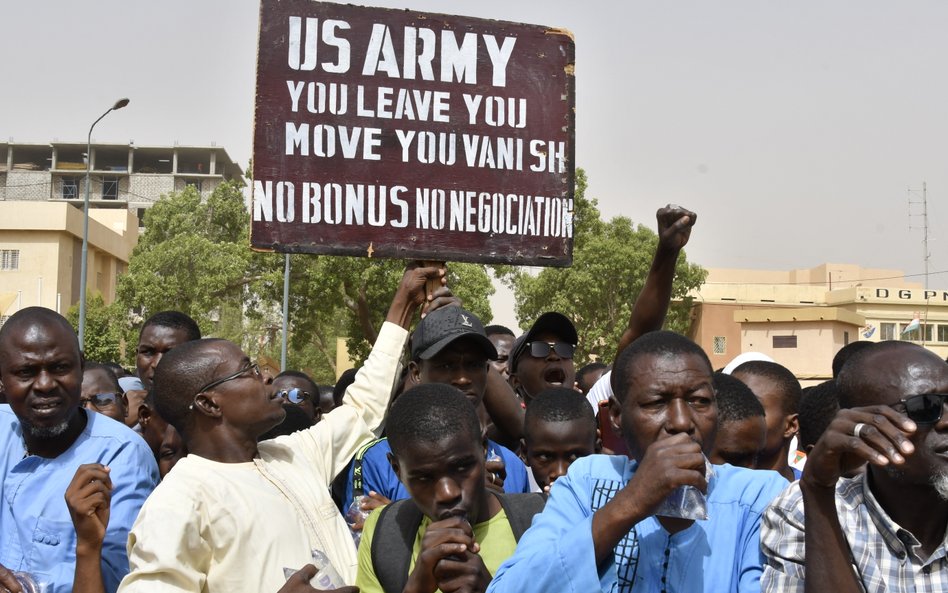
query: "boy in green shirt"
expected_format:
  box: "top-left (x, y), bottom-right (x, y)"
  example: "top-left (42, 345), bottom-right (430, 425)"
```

top-left (357, 383), bottom-right (542, 593)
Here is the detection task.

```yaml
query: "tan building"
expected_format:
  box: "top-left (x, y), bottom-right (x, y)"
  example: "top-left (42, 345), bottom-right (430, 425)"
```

top-left (0, 141), bottom-right (244, 229)
top-left (0, 140), bottom-right (245, 324)
top-left (0, 202), bottom-right (138, 322)
top-left (689, 263), bottom-right (948, 383)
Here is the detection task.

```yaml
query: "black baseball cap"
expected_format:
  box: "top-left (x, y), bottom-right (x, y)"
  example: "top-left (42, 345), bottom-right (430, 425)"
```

top-left (410, 306), bottom-right (498, 361)
top-left (509, 312), bottom-right (579, 373)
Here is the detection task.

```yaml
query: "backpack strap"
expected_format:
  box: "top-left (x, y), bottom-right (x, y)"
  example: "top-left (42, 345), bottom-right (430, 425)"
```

top-left (494, 492), bottom-right (546, 540)
top-left (370, 498), bottom-right (424, 593)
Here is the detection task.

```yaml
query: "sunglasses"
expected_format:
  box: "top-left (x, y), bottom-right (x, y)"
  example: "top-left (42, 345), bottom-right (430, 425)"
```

top-left (894, 393), bottom-right (948, 425)
top-left (80, 392), bottom-right (123, 408)
top-left (276, 388), bottom-right (311, 405)
top-left (527, 341), bottom-right (575, 359)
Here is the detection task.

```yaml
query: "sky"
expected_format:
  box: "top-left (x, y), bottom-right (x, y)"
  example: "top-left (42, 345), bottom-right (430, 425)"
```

top-left (4, 1), bottom-right (947, 331)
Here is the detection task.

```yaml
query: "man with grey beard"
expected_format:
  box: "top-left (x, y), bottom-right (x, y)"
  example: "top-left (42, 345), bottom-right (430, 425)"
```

top-left (0, 307), bottom-right (158, 593)
top-left (761, 341), bottom-right (948, 593)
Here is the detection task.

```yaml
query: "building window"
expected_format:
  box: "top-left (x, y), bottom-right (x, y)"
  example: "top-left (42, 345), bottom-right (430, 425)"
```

top-left (185, 179), bottom-right (202, 193)
top-left (773, 335), bottom-right (798, 348)
top-left (61, 177), bottom-right (79, 199)
top-left (898, 324), bottom-right (931, 342)
top-left (0, 249), bottom-right (19, 271)
top-left (102, 177), bottom-right (118, 199)
top-left (843, 331), bottom-right (850, 345)
top-left (712, 336), bottom-right (727, 355)
top-left (137, 208), bottom-right (147, 228)
top-left (939, 325), bottom-right (948, 343)
top-left (880, 323), bottom-right (895, 341)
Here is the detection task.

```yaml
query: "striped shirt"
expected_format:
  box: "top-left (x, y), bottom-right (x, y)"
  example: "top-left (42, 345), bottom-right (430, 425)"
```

top-left (760, 473), bottom-right (948, 593)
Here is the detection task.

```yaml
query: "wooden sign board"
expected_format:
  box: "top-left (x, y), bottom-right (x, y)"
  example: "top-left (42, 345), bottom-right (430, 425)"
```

top-left (251, 0), bottom-right (575, 266)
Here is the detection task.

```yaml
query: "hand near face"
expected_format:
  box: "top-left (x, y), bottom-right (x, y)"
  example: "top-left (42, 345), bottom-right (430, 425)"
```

top-left (276, 565), bottom-right (358, 593)
top-left (65, 463), bottom-right (112, 552)
top-left (803, 405), bottom-right (916, 488)
top-left (406, 516), bottom-right (483, 593)
top-left (656, 205), bottom-right (697, 253)
top-left (622, 433), bottom-right (707, 518)
top-left (484, 457), bottom-right (506, 494)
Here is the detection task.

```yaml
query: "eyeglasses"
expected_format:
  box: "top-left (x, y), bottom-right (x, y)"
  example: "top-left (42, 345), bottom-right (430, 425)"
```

top-left (527, 341), bottom-right (575, 359)
top-left (276, 388), bottom-right (311, 405)
top-left (80, 392), bottom-right (122, 408)
top-left (195, 362), bottom-right (260, 396)
top-left (894, 393), bottom-right (948, 425)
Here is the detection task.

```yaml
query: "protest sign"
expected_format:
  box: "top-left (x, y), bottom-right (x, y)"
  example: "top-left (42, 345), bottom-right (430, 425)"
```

top-left (252, 0), bottom-right (575, 265)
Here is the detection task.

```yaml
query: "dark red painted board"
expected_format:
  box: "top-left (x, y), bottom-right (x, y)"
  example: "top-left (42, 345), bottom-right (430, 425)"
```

top-left (251, 0), bottom-right (575, 266)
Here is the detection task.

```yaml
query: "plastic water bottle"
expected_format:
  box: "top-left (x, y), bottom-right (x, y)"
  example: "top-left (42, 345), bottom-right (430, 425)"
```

top-left (309, 549), bottom-right (345, 590)
top-left (345, 496), bottom-right (370, 546)
top-left (12, 572), bottom-right (48, 593)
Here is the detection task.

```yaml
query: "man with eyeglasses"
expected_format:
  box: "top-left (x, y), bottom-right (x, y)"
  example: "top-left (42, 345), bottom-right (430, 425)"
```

top-left (761, 340), bottom-right (948, 593)
top-left (508, 312), bottom-right (579, 407)
top-left (80, 362), bottom-right (129, 424)
top-left (270, 370), bottom-right (322, 425)
top-left (117, 264), bottom-right (449, 593)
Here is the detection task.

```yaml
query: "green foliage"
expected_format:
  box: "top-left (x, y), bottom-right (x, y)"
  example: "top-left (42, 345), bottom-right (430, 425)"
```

top-left (114, 180), bottom-right (494, 383)
top-left (260, 256), bottom-right (494, 384)
top-left (116, 182), bottom-right (281, 348)
top-left (66, 292), bottom-right (126, 364)
top-left (500, 168), bottom-right (706, 366)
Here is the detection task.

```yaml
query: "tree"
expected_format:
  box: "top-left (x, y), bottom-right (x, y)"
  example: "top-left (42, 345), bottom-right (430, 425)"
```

top-left (116, 182), bottom-right (275, 346)
top-left (66, 292), bottom-right (126, 364)
top-left (259, 256), bottom-right (494, 384)
top-left (115, 181), bottom-right (495, 384)
top-left (499, 169), bottom-right (707, 365)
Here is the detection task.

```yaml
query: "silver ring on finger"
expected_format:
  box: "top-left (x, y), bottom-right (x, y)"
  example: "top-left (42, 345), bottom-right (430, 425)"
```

top-left (853, 422), bottom-right (867, 438)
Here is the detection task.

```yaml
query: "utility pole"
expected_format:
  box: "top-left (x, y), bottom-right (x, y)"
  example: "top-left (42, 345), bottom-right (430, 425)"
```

top-left (907, 182), bottom-right (930, 344)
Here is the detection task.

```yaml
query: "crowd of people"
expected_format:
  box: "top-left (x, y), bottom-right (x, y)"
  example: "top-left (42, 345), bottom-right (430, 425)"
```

top-left (0, 205), bottom-right (946, 593)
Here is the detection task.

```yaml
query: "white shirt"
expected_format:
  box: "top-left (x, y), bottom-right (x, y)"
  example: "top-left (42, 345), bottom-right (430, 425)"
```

top-left (119, 322), bottom-right (407, 593)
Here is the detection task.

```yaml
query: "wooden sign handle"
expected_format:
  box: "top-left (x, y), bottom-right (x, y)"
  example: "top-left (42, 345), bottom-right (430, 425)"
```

top-left (423, 260), bottom-right (447, 300)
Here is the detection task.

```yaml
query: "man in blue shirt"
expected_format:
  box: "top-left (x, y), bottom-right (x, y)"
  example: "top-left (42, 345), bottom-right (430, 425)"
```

top-left (343, 306), bottom-right (529, 513)
top-left (488, 330), bottom-right (788, 593)
top-left (0, 307), bottom-right (159, 593)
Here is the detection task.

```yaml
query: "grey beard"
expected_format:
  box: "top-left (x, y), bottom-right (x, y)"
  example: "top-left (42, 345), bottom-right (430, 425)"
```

top-left (932, 472), bottom-right (948, 502)
top-left (22, 419), bottom-right (71, 439)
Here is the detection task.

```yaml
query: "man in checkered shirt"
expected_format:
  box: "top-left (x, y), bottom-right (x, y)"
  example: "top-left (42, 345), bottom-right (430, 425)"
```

top-left (761, 341), bottom-right (948, 592)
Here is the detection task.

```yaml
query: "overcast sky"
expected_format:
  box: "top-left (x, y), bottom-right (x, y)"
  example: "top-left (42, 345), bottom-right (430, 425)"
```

top-left (4, 1), bottom-right (946, 329)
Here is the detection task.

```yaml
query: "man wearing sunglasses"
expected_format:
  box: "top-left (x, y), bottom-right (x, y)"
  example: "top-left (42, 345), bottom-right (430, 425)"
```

top-left (761, 341), bottom-right (948, 592)
top-left (270, 370), bottom-right (322, 425)
top-left (512, 205), bottom-right (698, 409)
top-left (80, 362), bottom-right (129, 424)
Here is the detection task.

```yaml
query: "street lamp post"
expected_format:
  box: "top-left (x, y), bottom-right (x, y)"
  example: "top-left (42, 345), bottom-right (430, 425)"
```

top-left (78, 98), bottom-right (129, 350)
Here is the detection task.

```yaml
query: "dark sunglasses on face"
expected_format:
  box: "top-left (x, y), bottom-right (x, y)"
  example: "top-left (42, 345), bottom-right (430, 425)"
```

top-left (277, 388), bottom-right (311, 404)
top-left (527, 341), bottom-right (575, 359)
top-left (896, 393), bottom-right (948, 425)
top-left (80, 392), bottom-right (122, 408)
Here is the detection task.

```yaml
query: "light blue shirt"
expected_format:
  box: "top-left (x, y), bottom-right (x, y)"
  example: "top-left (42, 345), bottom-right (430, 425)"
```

top-left (0, 405), bottom-right (159, 593)
top-left (488, 455), bottom-right (789, 593)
